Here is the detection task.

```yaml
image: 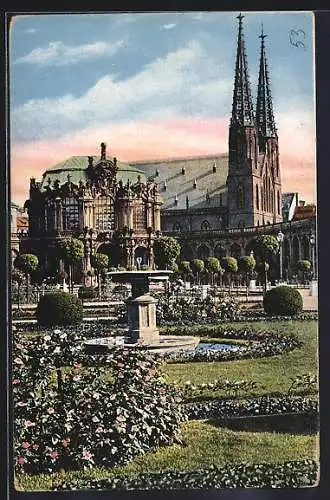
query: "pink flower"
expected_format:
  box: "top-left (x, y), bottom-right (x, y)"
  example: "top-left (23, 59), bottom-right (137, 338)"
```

top-left (12, 379), bottom-right (20, 385)
top-left (24, 420), bottom-right (35, 428)
top-left (50, 450), bottom-right (58, 459)
top-left (32, 444), bottom-right (39, 451)
top-left (47, 407), bottom-right (55, 414)
top-left (82, 450), bottom-right (93, 461)
top-left (22, 442), bottom-right (30, 449)
top-left (17, 456), bottom-right (25, 465)
top-left (95, 427), bottom-right (103, 433)
top-left (62, 438), bottom-right (70, 447)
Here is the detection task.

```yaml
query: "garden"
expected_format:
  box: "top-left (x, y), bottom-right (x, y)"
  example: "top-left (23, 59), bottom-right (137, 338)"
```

top-left (12, 235), bottom-right (319, 490)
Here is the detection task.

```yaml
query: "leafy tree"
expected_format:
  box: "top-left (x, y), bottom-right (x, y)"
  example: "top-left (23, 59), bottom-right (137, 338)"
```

top-left (205, 257), bottom-right (221, 285)
top-left (220, 256), bottom-right (238, 294)
top-left (154, 237), bottom-right (181, 269)
top-left (91, 253), bottom-right (109, 299)
top-left (179, 261), bottom-right (192, 282)
top-left (14, 253), bottom-right (39, 303)
top-left (190, 259), bottom-right (204, 285)
top-left (56, 238), bottom-right (84, 292)
top-left (297, 260), bottom-right (312, 284)
top-left (247, 235), bottom-right (279, 294)
top-left (238, 255), bottom-right (256, 298)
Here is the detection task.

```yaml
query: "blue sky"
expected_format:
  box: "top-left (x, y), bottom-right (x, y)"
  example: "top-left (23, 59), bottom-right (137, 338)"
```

top-left (9, 11), bottom-right (316, 204)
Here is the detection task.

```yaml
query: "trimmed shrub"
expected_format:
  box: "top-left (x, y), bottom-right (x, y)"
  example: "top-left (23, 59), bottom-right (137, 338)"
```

top-left (263, 286), bottom-right (303, 316)
top-left (35, 292), bottom-right (83, 326)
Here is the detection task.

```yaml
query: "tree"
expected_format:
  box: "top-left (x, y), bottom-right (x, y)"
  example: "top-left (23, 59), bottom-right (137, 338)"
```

top-left (179, 261), bottom-right (192, 282)
top-left (205, 257), bottom-right (221, 285)
top-left (91, 253), bottom-right (109, 299)
top-left (153, 237), bottom-right (181, 269)
top-left (297, 260), bottom-right (312, 284)
top-left (220, 256), bottom-right (238, 294)
top-left (12, 270), bottom-right (25, 311)
top-left (190, 259), bottom-right (204, 285)
top-left (247, 235), bottom-right (279, 294)
top-left (238, 255), bottom-right (256, 300)
top-left (14, 253), bottom-right (39, 303)
top-left (56, 238), bottom-right (84, 292)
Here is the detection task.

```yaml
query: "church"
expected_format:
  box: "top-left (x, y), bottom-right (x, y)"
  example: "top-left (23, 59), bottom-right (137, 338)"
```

top-left (18, 15), bottom-right (317, 281)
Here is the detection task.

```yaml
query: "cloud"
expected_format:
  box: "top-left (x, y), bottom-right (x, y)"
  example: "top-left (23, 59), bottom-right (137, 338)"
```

top-left (163, 23), bottom-right (176, 30)
top-left (25, 28), bottom-right (37, 34)
top-left (12, 40), bottom-right (233, 142)
top-left (14, 39), bottom-right (125, 66)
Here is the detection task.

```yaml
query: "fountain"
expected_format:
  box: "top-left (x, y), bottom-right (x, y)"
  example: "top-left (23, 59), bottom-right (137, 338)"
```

top-left (84, 268), bottom-right (200, 354)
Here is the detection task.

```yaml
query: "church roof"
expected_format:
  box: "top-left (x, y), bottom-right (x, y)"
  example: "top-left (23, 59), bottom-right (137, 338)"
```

top-left (40, 155), bottom-right (147, 189)
top-left (131, 154), bottom-right (229, 210)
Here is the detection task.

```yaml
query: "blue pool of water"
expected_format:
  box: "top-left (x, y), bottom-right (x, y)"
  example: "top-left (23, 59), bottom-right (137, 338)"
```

top-left (196, 342), bottom-right (239, 352)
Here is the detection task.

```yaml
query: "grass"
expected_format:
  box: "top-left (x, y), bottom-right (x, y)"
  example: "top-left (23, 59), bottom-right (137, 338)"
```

top-left (15, 419), bottom-right (319, 491)
top-left (162, 321), bottom-right (318, 398)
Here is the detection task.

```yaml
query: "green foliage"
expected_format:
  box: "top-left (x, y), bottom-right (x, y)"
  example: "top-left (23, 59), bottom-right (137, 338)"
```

top-left (190, 259), bottom-right (204, 275)
top-left (248, 235), bottom-right (279, 262)
top-left (56, 238), bottom-right (84, 264)
top-left (238, 255), bottom-right (256, 274)
top-left (157, 294), bottom-right (240, 325)
top-left (220, 256), bottom-right (238, 274)
top-left (91, 253), bottom-right (109, 271)
top-left (14, 254), bottom-right (39, 275)
top-left (263, 286), bottom-right (303, 316)
top-left (52, 460), bottom-right (318, 490)
top-left (205, 257), bottom-right (221, 273)
top-left (153, 237), bottom-right (181, 269)
top-left (13, 332), bottom-right (187, 474)
top-left (36, 292), bottom-right (83, 326)
top-left (297, 260), bottom-right (311, 272)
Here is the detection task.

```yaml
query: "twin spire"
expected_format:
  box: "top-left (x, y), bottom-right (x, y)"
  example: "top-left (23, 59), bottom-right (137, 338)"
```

top-left (231, 14), bottom-right (277, 139)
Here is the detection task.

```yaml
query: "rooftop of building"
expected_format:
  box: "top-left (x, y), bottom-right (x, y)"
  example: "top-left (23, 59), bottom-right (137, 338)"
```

top-left (131, 154), bottom-right (229, 210)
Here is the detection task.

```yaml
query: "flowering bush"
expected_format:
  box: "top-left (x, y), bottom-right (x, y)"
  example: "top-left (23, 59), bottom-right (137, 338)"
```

top-left (156, 293), bottom-right (240, 325)
top-left (13, 330), bottom-right (187, 474)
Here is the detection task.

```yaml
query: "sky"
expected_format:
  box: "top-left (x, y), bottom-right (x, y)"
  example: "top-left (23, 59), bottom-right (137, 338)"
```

top-left (9, 11), bottom-right (316, 207)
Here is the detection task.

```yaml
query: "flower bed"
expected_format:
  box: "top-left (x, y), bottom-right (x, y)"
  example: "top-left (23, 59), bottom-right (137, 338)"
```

top-left (160, 328), bottom-right (301, 363)
top-left (52, 459), bottom-right (318, 489)
top-left (185, 395), bottom-right (318, 420)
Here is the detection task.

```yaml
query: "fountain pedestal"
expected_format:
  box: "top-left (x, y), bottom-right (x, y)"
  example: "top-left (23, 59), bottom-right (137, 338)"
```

top-left (127, 293), bottom-right (159, 344)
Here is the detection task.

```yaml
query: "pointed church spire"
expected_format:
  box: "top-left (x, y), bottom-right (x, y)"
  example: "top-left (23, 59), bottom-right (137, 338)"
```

top-left (256, 25), bottom-right (277, 140)
top-left (231, 13), bottom-right (255, 127)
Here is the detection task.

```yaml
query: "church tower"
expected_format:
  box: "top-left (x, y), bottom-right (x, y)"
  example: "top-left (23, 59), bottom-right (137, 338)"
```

top-left (227, 14), bottom-right (259, 229)
top-left (255, 26), bottom-right (282, 225)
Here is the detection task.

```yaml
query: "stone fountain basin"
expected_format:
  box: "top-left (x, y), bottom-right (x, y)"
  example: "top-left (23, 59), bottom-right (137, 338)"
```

top-left (84, 335), bottom-right (200, 355)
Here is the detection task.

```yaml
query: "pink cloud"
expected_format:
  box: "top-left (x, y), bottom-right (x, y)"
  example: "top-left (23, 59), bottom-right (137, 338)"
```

top-left (11, 116), bottom-right (316, 207)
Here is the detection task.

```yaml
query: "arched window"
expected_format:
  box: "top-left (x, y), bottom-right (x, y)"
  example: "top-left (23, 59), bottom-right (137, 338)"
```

top-left (237, 185), bottom-right (244, 209)
top-left (277, 191), bottom-right (281, 215)
top-left (197, 244), bottom-right (210, 260)
top-left (62, 196), bottom-right (80, 230)
top-left (94, 195), bottom-right (115, 232)
top-left (256, 185), bottom-right (259, 210)
top-left (201, 220), bottom-right (211, 231)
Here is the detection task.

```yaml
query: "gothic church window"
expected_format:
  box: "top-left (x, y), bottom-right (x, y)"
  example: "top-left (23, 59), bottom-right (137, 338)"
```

top-left (256, 185), bottom-right (259, 210)
top-left (62, 196), bottom-right (79, 230)
top-left (94, 195), bottom-right (115, 232)
top-left (237, 185), bottom-right (244, 209)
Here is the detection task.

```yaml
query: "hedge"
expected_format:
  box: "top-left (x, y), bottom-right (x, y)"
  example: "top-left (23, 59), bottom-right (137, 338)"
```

top-left (52, 459), bottom-right (318, 490)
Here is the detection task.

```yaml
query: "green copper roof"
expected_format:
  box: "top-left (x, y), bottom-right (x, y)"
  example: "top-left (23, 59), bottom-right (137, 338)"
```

top-left (40, 156), bottom-right (147, 189)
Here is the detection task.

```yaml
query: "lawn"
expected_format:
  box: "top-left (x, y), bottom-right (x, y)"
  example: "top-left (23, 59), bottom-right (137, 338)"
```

top-left (162, 320), bottom-right (318, 398)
